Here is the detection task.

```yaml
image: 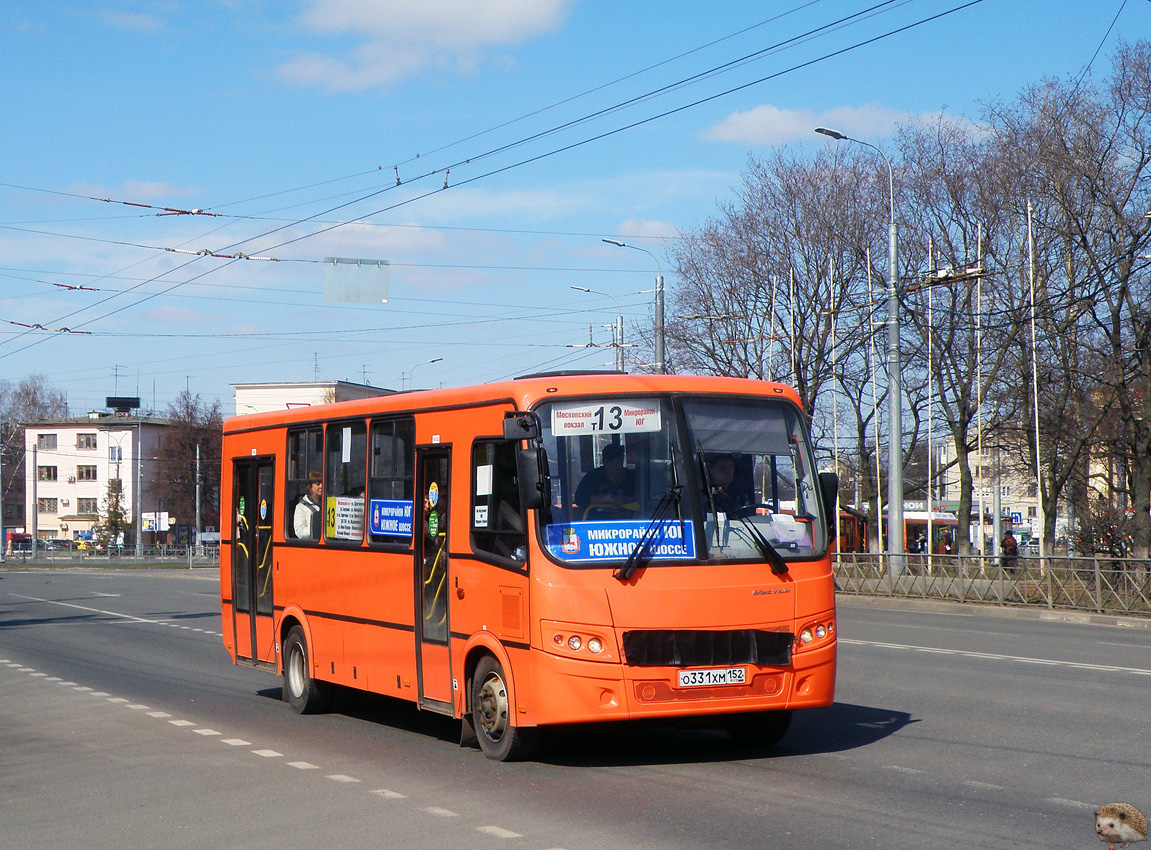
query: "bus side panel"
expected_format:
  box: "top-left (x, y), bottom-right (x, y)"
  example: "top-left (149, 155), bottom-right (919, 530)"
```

top-left (338, 550), bottom-right (420, 700)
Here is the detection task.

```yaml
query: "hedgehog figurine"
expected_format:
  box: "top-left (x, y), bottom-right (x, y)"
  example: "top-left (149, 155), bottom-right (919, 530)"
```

top-left (1095, 803), bottom-right (1148, 850)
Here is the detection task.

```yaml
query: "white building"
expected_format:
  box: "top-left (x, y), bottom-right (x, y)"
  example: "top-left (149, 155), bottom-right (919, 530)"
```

top-left (23, 411), bottom-right (168, 544)
top-left (232, 380), bottom-right (393, 416)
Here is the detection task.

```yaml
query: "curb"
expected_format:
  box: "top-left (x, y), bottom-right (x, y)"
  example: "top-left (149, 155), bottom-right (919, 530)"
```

top-left (837, 592), bottom-right (1151, 630)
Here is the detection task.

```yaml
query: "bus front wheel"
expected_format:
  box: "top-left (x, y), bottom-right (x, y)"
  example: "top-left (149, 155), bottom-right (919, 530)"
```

top-left (471, 656), bottom-right (539, 761)
top-left (282, 626), bottom-right (332, 714)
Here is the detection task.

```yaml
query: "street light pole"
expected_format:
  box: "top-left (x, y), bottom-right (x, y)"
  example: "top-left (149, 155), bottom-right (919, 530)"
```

top-left (816, 127), bottom-right (903, 571)
top-left (602, 238), bottom-right (665, 373)
top-left (571, 286), bottom-right (625, 371)
top-left (405, 357), bottom-right (443, 390)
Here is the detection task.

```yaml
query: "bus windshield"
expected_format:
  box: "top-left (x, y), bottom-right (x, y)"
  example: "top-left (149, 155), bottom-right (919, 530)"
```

top-left (536, 395), bottom-right (828, 567)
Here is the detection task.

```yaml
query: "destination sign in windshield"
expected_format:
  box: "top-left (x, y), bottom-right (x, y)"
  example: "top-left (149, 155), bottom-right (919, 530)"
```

top-left (550, 400), bottom-right (661, 434)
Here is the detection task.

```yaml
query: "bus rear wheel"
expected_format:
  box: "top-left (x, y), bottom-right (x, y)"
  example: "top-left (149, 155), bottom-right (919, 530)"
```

top-left (725, 709), bottom-right (792, 748)
top-left (471, 656), bottom-right (539, 761)
top-left (282, 625), bottom-right (332, 714)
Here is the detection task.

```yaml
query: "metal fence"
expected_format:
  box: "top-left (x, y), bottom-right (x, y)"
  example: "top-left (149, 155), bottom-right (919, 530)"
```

top-left (834, 552), bottom-right (1151, 617)
top-left (4, 546), bottom-right (220, 568)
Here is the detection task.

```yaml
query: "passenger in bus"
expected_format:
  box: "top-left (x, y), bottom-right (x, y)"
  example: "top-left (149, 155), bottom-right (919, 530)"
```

top-left (293, 473), bottom-right (323, 539)
top-left (573, 443), bottom-right (636, 519)
top-left (707, 454), bottom-right (754, 515)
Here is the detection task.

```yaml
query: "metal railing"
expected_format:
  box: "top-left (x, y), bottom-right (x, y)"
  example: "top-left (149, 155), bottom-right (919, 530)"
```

top-left (3, 546), bottom-right (220, 568)
top-left (835, 552), bottom-right (1151, 617)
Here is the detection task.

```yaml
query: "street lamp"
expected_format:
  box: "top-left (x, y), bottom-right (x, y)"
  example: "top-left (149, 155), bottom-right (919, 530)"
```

top-left (571, 286), bottom-right (625, 371)
top-left (602, 238), bottom-right (665, 374)
top-left (405, 357), bottom-right (442, 390)
top-left (816, 126), bottom-right (904, 570)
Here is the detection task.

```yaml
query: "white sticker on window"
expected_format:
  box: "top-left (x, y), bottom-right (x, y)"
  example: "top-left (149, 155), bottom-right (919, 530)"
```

top-left (476, 464), bottom-right (493, 497)
top-left (474, 505), bottom-right (489, 528)
top-left (341, 426), bottom-right (351, 463)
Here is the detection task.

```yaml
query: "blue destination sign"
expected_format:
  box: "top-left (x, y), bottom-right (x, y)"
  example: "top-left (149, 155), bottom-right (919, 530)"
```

top-left (544, 520), bottom-right (696, 564)
top-left (370, 499), bottom-right (413, 537)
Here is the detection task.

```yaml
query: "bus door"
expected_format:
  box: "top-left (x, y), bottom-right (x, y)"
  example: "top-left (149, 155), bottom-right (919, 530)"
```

top-left (231, 457), bottom-right (276, 666)
top-left (414, 448), bottom-right (452, 708)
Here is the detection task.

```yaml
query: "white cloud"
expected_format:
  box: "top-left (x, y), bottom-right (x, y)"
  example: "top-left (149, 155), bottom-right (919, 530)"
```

top-left (281, 0), bottom-right (572, 90)
top-left (704, 103), bottom-right (911, 146)
top-left (100, 10), bottom-right (166, 32)
top-left (611, 218), bottom-right (679, 242)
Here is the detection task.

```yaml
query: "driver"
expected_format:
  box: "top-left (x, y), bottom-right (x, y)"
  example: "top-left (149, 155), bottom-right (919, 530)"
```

top-left (707, 454), bottom-right (754, 514)
top-left (573, 443), bottom-right (636, 518)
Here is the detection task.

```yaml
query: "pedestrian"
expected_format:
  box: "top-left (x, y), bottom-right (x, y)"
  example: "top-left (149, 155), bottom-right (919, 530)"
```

top-left (1001, 530), bottom-right (1019, 575)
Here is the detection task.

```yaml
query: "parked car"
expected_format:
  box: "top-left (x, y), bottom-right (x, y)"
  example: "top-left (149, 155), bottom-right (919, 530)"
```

top-left (45, 538), bottom-right (74, 551)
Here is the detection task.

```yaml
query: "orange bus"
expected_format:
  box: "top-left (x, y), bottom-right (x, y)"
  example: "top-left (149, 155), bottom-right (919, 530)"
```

top-left (836, 506), bottom-right (870, 553)
top-left (220, 372), bottom-right (838, 760)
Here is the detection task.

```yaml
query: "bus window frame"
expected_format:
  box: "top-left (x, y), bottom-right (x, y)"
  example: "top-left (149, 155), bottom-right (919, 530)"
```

top-left (468, 437), bottom-right (529, 573)
top-left (321, 417), bottom-right (369, 549)
top-left (529, 391), bottom-right (829, 570)
top-left (285, 424), bottom-right (324, 545)
top-left (366, 415), bottom-right (417, 551)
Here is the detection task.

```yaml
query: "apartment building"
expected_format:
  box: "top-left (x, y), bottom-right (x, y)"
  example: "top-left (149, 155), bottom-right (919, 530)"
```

top-left (23, 411), bottom-right (168, 544)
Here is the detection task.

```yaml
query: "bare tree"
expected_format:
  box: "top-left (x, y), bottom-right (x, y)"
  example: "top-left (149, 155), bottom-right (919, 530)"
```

top-left (988, 40), bottom-right (1151, 556)
top-left (0, 375), bottom-right (69, 533)
top-left (150, 391), bottom-right (223, 536)
top-left (896, 116), bottom-right (1027, 552)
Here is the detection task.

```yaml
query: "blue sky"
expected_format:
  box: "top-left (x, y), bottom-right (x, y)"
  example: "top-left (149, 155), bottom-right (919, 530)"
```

top-left (3, 0), bottom-right (1148, 415)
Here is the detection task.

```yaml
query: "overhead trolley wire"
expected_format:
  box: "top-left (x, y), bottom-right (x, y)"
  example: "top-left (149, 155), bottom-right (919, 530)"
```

top-left (1, 0), bottom-right (986, 364)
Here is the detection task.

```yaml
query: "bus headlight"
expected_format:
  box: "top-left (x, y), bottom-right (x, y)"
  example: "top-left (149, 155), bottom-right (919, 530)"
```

top-left (541, 620), bottom-right (616, 662)
top-left (799, 628), bottom-right (814, 644)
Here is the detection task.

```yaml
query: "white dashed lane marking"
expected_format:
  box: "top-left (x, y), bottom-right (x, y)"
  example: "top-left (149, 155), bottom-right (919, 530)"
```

top-left (6, 659), bottom-right (537, 844)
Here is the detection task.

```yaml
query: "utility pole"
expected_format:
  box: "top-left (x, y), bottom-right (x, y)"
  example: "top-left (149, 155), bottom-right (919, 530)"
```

top-left (195, 442), bottom-right (202, 555)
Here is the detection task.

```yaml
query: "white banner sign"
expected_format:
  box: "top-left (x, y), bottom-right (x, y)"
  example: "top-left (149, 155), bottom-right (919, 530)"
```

top-left (550, 399), bottom-right (661, 435)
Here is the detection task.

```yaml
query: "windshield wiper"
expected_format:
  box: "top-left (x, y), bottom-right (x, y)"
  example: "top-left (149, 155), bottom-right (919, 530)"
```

top-left (728, 506), bottom-right (789, 576)
top-left (615, 486), bottom-right (683, 582)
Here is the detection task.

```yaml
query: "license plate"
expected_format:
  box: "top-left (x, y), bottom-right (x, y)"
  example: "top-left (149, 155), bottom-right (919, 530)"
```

top-left (677, 667), bottom-right (746, 688)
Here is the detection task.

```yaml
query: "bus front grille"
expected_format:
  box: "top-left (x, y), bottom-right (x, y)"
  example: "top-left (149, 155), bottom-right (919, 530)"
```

top-left (621, 628), bottom-right (793, 668)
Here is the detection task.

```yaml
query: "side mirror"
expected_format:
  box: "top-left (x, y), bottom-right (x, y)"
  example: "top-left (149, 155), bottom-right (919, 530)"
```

top-left (818, 471), bottom-right (839, 543)
top-left (516, 446), bottom-right (552, 514)
top-left (503, 411), bottom-right (541, 441)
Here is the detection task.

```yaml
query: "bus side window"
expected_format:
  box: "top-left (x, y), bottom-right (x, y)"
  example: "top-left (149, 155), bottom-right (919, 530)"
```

top-left (325, 420), bottom-right (367, 543)
top-left (286, 426), bottom-right (323, 541)
top-left (369, 417), bottom-right (416, 546)
top-left (471, 440), bottom-right (526, 563)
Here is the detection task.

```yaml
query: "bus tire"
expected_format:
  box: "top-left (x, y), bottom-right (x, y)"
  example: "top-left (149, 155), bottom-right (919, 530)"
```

top-left (725, 709), bottom-right (792, 748)
top-left (471, 655), bottom-right (539, 761)
top-left (282, 625), bottom-right (332, 714)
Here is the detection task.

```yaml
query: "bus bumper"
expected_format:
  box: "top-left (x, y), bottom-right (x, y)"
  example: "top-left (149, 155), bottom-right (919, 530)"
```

top-left (524, 640), bottom-right (835, 727)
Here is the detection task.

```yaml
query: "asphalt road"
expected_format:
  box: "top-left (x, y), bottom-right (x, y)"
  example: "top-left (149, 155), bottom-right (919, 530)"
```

top-left (1, 567), bottom-right (1147, 850)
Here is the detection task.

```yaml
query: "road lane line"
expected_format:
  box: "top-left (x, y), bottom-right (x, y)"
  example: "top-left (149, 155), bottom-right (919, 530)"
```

top-left (5, 592), bottom-right (223, 637)
top-left (477, 826), bottom-right (523, 838)
top-left (840, 638), bottom-right (1151, 675)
